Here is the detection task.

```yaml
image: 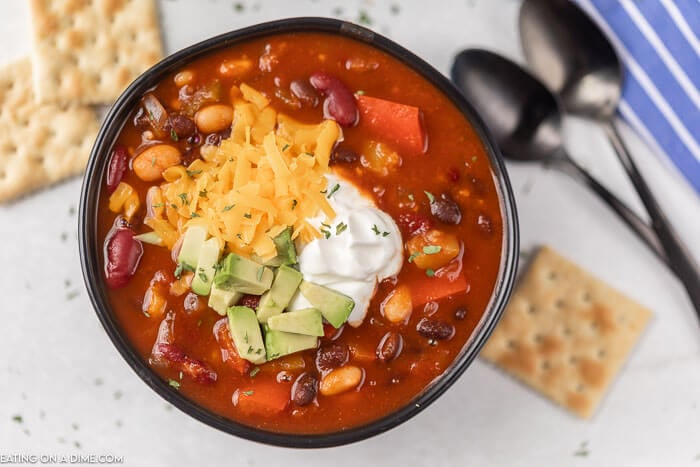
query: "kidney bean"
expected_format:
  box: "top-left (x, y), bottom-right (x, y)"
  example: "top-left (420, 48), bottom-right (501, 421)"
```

top-left (106, 145), bottom-right (129, 194)
top-left (416, 318), bottom-right (455, 341)
top-left (397, 212), bottom-right (433, 237)
top-left (290, 79), bottom-right (319, 107)
top-left (376, 331), bottom-right (403, 362)
top-left (167, 114), bottom-right (196, 139)
top-left (430, 193), bottom-right (462, 225)
top-left (315, 344), bottom-right (349, 373)
top-left (204, 127), bottom-right (232, 147)
top-left (330, 146), bottom-right (359, 165)
top-left (153, 343), bottom-right (217, 384)
top-left (292, 373), bottom-right (318, 406)
top-left (104, 219), bottom-right (143, 289)
top-left (309, 72), bottom-right (358, 126)
top-left (237, 294), bottom-right (260, 310)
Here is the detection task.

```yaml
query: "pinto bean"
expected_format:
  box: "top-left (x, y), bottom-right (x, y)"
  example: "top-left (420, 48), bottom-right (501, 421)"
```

top-left (381, 285), bottom-right (413, 324)
top-left (194, 104), bottom-right (233, 134)
top-left (416, 318), bottom-right (455, 341)
top-left (132, 144), bottom-right (181, 182)
top-left (292, 373), bottom-right (318, 406)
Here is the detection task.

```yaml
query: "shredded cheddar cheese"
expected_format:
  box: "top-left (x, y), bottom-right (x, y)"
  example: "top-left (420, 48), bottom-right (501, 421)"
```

top-left (144, 83), bottom-right (341, 260)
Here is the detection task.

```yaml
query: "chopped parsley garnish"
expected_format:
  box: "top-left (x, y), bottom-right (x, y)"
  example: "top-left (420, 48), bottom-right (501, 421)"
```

top-left (327, 183), bottom-right (340, 198)
top-left (424, 191), bottom-right (435, 203)
top-left (291, 199), bottom-right (298, 210)
top-left (170, 129), bottom-right (179, 141)
top-left (243, 213), bottom-right (252, 219)
top-left (197, 271), bottom-right (208, 283)
top-left (12, 415), bottom-right (23, 424)
top-left (321, 222), bottom-right (331, 229)
top-left (247, 345), bottom-right (254, 354)
top-left (382, 231), bottom-right (390, 237)
top-left (152, 203), bottom-right (164, 208)
top-left (243, 331), bottom-right (249, 344)
top-left (199, 189), bottom-right (208, 198)
top-left (242, 390), bottom-right (254, 396)
top-left (249, 367), bottom-right (260, 378)
top-left (408, 251), bottom-right (421, 263)
top-left (257, 266), bottom-right (264, 282)
top-left (186, 169), bottom-right (202, 177)
top-left (222, 204), bottom-right (234, 212)
top-left (423, 245), bottom-right (442, 255)
top-left (170, 203), bottom-right (178, 210)
top-left (358, 9), bottom-right (373, 25)
top-left (335, 222), bottom-right (348, 235)
top-left (320, 226), bottom-right (331, 239)
top-left (426, 269), bottom-right (436, 277)
top-left (372, 224), bottom-right (390, 236)
top-left (150, 156), bottom-right (156, 167)
top-left (168, 379), bottom-right (181, 389)
top-left (178, 193), bottom-right (189, 205)
top-left (282, 144), bottom-right (290, 151)
top-left (190, 212), bottom-right (200, 218)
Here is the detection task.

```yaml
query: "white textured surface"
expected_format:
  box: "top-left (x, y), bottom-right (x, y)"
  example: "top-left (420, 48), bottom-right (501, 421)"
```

top-left (1, 1), bottom-right (699, 465)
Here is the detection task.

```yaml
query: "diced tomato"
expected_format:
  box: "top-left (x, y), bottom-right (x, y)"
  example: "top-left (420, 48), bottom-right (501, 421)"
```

top-left (397, 212), bottom-right (433, 237)
top-left (356, 95), bottom-right (427, 156)
top-left (234, 381), bottom-right (290, 416)
top-left (213, 318), bottom-right (251, 375)
top-left (409, 272), bottom-right (469, 307)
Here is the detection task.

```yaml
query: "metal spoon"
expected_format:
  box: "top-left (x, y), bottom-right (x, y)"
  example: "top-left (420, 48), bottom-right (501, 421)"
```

top-left (519, 0), bottom-right (700, 318)
top-left (451, 49), bottom-right (667, 267)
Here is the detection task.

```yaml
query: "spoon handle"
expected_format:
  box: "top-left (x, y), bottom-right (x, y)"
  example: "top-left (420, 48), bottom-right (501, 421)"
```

top-left (553, 155), bottom-right (669, 266)
top-left (604, 119), bottom-right (700, 320)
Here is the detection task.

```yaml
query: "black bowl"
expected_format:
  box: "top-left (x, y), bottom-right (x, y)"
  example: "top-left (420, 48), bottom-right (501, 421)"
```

top-left (79, 17), bottom-right (519, 448)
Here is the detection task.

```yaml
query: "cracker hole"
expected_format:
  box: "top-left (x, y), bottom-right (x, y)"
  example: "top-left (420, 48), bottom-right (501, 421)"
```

top-left (0, 171), bottom-right (5, 180)
top-left (555, 299), bottom-right (565, 309)
top-left (591, 321), bottom-right (598, 331)
top-left (541, 360), bottom-right (550, 370)
top-left (563, 327), bottom-right (572, 337)
top-left (598, 349), bottom-right (606, 358)
top-left (569, 356), bottom-right (577, 364)
top-left (576, 384), bottom-right (585, 392)
top-left (527, 304), bottom-right (537, 315)
top-left (548, 270), bottom-right (557, 280)
top-left (506, 340), bottom-right (516, 350)
top-left (582, 291), bottom-right (591, 302)
top-left (533, 334), bottom-right (543, 343)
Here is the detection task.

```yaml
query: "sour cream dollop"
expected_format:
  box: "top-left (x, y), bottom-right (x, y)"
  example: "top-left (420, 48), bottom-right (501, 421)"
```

top-left (289, 175), bottom-right (403, 326)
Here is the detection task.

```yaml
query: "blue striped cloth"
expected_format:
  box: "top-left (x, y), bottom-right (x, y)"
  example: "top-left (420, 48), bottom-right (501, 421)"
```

top-left (573, 0), bottom-right (700, 195)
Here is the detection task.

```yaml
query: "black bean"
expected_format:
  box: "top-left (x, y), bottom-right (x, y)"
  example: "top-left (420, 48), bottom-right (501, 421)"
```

top-left (204, 127), bottom-right (231, 147)
top-left (376, 331), bottom-right (403, 362)
top-left (330, 146), bottom-right (359, 165)
top-left (454, 307), bottom-right (468, 320)
top-left (168, 114), bottom-right (196, 139)
top-left (292, 373), bottom-right (317, 406)
top-left (416, 318), bottom-right (455, 341)
top-left (429, 193), bottom-right (462, 225)
top-left (315, 344), bottom-right (349, 373)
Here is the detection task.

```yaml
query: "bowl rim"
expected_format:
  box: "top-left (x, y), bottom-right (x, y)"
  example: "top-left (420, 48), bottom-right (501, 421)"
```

top-left (79, 16), bottom-right (519, 448)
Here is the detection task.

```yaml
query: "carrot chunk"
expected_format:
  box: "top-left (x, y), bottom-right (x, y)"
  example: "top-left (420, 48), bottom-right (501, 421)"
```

top-left (235, 381), bottom-right (290, 416)
top-left (409, 272), bottom-right (468, 307)
top-left (356, 95), bottom-right (427, 156)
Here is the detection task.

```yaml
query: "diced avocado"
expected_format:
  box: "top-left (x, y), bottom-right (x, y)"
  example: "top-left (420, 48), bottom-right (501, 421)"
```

top-left (298, 281), bottom-right (354, 328)
top-left (256, 265), bottom-right (303, 323)
top-left (208, 283), bottom-right (242, 315)
top-left (264, 227), bottom-right (297, 266)
top-left (267, 308), bottom-right (323, 336)
top-left (227, 306), bottom-right (266, 364)
top-left (191, 237), bottom-right (221, 296)
top-left (264, 326), bottom-right (318, 361)
top-left (177, 224), bottom-right (208, 270)
top-left (214, 253), bottom-right (273, 295)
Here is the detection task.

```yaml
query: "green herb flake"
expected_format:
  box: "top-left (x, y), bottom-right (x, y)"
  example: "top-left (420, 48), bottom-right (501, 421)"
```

top-left (199, 189), bottom-right (208, 198)
top-left (233, 2), bottom-right (244, 12)
top-left (170, 203), bottom-right (179, 210)
top-left (423, 245), bottom-right (442, 255)
top-left (244, 331), bottom-right (249, 344)
top-left (358, 9), bottom-right (373, 25)
top-left (186, 169), bottom-right (202, 178)
top-left (335, 222), bottom-right (348, 235)
top-left (408, 251), bottom-right (421, 263)
top-left (424, 191), bottom-right (435, 203)
top-left (242, 390), bottom-right (254, 396)
top-left (372, 224), bottom-right (381, 235)
top-left (12, 415), bottom-right (23, 424)
top-left (190, 212), bottom-right (200, 218)
top-left (327, 183), bottom-right (340, 198)
top-left (321, 222), bottom-right (331, 229)
top-left (222, 204), bottom-right (234, 212)
top-left (382, 231), bottom-right (390, 237)
top-left (249, 367), bottom-right (260, 378)
top-left (152, 203), bottom-right (164, 208)
top-left (178, 193), bottom-right (189, 205)
top-left (320, 227), bottom-right (331, 239)
top-left (151, 156), bottom-right (156, 167)
top-left (282, 144), bottom-right (290, 152)
top-left (425, 269), bottom-right (436, 277)
top-left (257, 266), bottom-right (264, 282)
top-left (170, 129), bottom-right (179, 142)
top-left (243, 213), bottom-right (252, 219)
top-left (198, 271), bottom-right (208, 283)
top-left (168, 379), bottom-right (181, 390)
top-left (291, 199), bottom-right (298, 210)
